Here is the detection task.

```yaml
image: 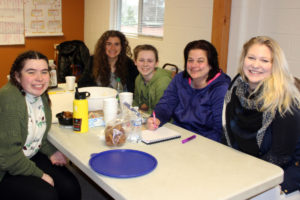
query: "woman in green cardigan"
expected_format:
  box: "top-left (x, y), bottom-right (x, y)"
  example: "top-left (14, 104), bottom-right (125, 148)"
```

top-left (0, 51), bottom-right (81, 200)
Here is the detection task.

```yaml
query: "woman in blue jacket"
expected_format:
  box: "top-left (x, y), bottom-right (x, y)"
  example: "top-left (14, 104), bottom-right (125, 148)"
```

top-left (147, 40), bottom-right (231, 142)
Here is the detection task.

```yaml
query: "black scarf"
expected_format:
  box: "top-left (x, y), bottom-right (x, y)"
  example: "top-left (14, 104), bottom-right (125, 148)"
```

top-left (223, 75), bottom-right (274, 156)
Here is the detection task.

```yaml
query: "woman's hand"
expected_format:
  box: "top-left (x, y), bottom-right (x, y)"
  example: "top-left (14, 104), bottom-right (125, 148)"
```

top-left (147, 117), bottom-right (160, 130)
top-left (139, 103), bottom-right (149, 111)
top-left (50, 151), bottom-right (68, 166)
top-left (42, 173), bottom-right (54, 187)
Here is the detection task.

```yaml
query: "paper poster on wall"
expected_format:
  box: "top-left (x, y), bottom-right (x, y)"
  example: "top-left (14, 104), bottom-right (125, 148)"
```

top-left (24, 0), bottom-right (63, 37)
top-left (0, 0), bottom-right (25, 45)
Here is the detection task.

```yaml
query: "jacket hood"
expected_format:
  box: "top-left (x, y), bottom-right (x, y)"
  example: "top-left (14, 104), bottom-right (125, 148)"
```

top-left (208, 72), bottom-right (231, 87)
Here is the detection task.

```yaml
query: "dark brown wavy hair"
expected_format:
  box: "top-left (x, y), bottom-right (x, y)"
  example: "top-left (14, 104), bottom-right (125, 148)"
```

top-left (183, 40), bottom-right (220, 81)
top-left (93, 30), bottom-right (132, 86)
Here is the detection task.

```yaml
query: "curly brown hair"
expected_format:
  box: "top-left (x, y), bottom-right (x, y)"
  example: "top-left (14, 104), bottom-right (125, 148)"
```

top-left (93, 30), bottom-right (132, 86)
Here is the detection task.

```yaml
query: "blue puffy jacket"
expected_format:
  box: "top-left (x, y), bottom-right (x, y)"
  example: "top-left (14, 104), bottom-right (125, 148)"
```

top-left (154, 71), bottom-right (231, 142)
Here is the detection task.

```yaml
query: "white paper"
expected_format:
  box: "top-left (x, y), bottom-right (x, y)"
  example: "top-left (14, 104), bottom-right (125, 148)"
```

top-left (0, 0), bottom-right (24, 45)
top-left (141, 126), bottom-right (181, 144)
top-left (24, 0), bottom-right (63, 37)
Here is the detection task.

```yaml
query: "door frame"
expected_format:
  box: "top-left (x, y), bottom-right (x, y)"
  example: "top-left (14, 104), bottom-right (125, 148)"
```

top-left (211, 0), bottom-right (232, 72)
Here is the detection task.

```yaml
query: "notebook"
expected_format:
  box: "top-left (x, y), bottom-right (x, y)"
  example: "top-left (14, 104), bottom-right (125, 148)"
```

top-left (141, 126), bottom-right (181, 144)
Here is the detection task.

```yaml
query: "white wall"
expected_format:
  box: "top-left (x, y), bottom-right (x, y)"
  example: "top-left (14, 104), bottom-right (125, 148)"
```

top-left (84, 0), bottom-right (110, 54)
top-left (84, 0), bottom-right (213, 70)
top-left (85, 0), bottom-right (300, 78)
top-left (227, 0), bottom-right (300, 78)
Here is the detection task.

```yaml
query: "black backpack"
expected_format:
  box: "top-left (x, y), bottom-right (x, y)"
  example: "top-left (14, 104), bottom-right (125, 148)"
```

top-left (56, 40), bottom-right (90, 83)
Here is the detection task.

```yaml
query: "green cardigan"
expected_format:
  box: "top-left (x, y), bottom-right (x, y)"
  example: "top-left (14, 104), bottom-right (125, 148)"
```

top-left (133, 67), bottom-right (172, 114)
top-left (0, 82), bottom-right (57, 182)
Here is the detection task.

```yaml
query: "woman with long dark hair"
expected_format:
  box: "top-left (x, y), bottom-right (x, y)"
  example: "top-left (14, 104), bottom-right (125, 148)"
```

top-left (78, 30), bottom-right (138, 92)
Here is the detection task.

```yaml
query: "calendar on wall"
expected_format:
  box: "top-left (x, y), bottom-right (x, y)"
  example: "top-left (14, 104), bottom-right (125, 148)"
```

top-left (24, 0), bottom-right (63, 37)
top-left (0, 0), bottom-right (63, 45)
top-left (0, 0), bottom-right (25, 45)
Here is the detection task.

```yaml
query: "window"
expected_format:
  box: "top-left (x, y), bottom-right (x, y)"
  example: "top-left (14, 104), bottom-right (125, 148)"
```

top-left (114, 0), bottom-right (165, 37)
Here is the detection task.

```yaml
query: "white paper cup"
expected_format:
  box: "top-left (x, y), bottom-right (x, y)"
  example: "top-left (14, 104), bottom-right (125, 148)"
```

top-left (119, 92), bottom-right (133, 112)
top-left (103, 98), bottom-right (118, 123)
top-left (65, 76), bottom-right (76, 91)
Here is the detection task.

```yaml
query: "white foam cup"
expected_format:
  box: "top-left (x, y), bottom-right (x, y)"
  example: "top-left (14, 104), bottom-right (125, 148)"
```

top-left (103, 98), bottom-right (118, 123)
top-left (65, 76), bottom-right (76, 91)
top-left (119, 92), bottom-right (133, 112)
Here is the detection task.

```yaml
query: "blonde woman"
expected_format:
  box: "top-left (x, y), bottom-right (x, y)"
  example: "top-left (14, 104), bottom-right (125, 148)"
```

top-left (222, 36), bottom-right (300, 195)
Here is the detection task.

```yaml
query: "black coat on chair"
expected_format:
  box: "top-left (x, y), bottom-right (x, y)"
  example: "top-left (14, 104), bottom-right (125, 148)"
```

top-left (56, 40), bottom-right (90, 83)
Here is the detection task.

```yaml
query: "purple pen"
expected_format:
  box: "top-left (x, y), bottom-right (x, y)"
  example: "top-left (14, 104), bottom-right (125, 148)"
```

top-left (181, 135), bottom-right (196, 144)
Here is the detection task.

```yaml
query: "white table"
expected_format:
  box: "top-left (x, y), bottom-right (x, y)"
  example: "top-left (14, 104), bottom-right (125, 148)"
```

top-left (48, 123), bottom-right (283, 200)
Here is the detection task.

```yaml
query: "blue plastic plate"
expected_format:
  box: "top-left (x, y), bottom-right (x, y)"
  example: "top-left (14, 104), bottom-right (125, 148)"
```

top-left (89, 149), bottom-right (157, 178)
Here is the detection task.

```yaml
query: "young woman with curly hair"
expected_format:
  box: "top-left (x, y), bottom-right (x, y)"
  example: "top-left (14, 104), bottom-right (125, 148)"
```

top-left (78, 30), bottom-right (139, 92)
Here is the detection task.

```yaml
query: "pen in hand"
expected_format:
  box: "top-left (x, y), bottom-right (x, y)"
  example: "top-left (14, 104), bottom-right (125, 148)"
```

top-left (182, 135), bottom-right (196, 144)
top-left (152, 111), bottom-right (158, 129)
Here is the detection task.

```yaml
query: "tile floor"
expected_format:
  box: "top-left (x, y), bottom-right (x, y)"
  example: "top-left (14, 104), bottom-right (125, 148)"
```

top-left (282, 190), bottom-right (300, 200)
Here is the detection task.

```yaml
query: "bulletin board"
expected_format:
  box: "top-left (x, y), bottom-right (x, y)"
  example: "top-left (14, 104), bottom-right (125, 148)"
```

top-left (0, 0), bottom-right (25, 45)
top-left (24, 0), bottom-right (63, 37)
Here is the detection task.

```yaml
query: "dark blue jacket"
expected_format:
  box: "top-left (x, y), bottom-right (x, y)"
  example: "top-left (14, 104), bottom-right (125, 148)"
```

top-left (262, 111), bottom-right (300, 194)
top-left (223, 74), bottom-right (300, 194)
top-left (154, 72), bottom-right (231, 142)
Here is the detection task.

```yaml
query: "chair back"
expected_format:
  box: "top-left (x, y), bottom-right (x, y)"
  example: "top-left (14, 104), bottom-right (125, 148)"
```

top-left (162, 63), bottom-right (179, 78)
top-left (295, 77), bottom-right (300, 92)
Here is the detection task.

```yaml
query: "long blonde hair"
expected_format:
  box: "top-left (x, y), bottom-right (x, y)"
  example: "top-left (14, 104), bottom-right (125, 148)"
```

top-left (238, 36), bottom-right (300, 116)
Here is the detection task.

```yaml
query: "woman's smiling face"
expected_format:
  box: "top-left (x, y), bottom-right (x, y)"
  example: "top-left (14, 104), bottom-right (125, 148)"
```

top-left (15, 59), bottom-right (50, 96)
top-left (243, 44), bottom-right (273, 90)
top-left (135, 50), bottom-right (158, 82)
top-left (105, 36), bottom-right (121, 59)
top-left (186, 49), bottom-right (211, 82)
